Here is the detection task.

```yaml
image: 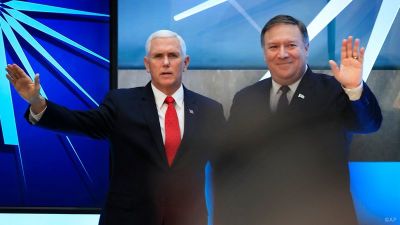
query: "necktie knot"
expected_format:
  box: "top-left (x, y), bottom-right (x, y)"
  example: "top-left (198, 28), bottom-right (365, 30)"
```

top-left (280, 85), bottom-right (290, 95)
top-left (165, 96), bottom-right (175, 104)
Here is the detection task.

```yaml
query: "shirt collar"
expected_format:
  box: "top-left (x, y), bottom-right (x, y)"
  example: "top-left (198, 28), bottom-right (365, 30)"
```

top-left (271, 65), bottom-right (308, 94)
top-left (151, 83), bottom-right (184, 110)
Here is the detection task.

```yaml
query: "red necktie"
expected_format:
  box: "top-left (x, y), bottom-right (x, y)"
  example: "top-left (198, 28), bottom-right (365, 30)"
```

top-left (164, 96), bottom-right (181, 166)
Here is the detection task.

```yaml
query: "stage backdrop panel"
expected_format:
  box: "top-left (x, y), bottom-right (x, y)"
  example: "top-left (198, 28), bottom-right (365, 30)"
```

top-left (0, 1), bottom-right (111, 208)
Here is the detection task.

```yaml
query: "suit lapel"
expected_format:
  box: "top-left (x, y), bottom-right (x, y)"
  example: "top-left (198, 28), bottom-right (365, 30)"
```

top-left (140, 83), bottom-right (169, 165)
top-left (290, 67), bottom-right (315, 112)
top-left (263, 79), bottom-right (273, 115)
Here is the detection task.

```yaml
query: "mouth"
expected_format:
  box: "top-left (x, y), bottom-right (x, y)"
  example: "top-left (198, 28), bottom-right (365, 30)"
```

top-left (277, 61), bottom-right (292, 65)
top-left (160, 72), bottom-right (173, 76)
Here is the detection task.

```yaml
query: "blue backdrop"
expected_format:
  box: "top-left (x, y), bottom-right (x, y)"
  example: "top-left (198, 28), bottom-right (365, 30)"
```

top-left (118, 0), bottom-right (400, 70)
top-left (0, 1), bottom-right (110, 208)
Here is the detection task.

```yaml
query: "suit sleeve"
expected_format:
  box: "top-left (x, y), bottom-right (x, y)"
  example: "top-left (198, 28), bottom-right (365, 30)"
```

top-left (212, 90), bottom-right (253, 178)
top-left (24, 91), bottom-right (117, 139)
top-left (208, 102), bottom-right (227, 161)
top-left (344, 82), bottom-right (382, 133)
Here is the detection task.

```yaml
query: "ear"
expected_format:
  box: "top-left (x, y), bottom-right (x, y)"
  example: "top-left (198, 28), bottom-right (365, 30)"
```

top-left (262, 48), bottom-right (268, 64)
top-left (304, 43), bottom-right (310, 56)
top-left (183, 55), bottom-right (190, 71)
top-left (144, 57), bottom-right (150, 73)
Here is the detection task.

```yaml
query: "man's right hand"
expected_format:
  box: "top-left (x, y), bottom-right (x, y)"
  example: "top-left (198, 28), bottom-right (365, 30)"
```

top-left (5, 63), bottom-right (47, 114)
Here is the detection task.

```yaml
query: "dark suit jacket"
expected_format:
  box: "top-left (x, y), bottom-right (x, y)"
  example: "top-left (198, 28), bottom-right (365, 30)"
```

top-left (214, 68), bottom-right (382, 225)
top-left (28, 82), bottom-right (226, 225)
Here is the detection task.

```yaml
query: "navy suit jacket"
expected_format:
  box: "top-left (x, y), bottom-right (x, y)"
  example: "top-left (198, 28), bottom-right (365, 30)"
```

top-left (214, 68), bottom-right (382, 225)
top-left (29, 82), bottom-right (226, 225)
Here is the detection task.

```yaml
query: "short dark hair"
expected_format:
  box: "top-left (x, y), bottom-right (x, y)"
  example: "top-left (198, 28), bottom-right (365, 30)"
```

top-left (260, 15), bottom-right (309, 47)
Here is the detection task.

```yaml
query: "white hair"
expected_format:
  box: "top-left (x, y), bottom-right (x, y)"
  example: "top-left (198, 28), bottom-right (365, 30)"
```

top-left (145, 30), bottom-right (187, 57)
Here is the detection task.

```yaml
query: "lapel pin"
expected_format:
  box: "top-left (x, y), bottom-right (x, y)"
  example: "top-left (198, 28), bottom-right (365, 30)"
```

top-left (298, 93), bottom-right (305, 99)
top-left (189, 109), bottom-right (194, 114)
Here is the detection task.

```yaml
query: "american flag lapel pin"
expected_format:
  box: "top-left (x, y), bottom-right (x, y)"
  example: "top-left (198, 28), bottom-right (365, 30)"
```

top-left (298, 93), bottom-right (305, 99)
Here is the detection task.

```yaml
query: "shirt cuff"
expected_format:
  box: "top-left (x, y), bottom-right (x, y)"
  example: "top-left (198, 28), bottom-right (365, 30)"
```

top-left (29, 106), bottom-right (47, 124)
top-left (342, 82), bottom-right (363, 101)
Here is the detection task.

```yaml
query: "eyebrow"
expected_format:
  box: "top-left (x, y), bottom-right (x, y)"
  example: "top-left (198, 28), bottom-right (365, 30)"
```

top-left (266, 39), bottom-right (299, 45)
top-left (150, 50), bottom-right (181, 55)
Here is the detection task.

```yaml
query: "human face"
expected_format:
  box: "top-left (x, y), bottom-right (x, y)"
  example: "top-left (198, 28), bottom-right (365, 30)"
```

top-left (144, 37), bottom-right (190, 95)
top-left (263, 24), bottom-right (308, 85)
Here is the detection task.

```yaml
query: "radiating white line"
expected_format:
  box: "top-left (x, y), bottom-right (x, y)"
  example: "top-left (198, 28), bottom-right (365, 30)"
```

top-left (174, 0), bottom-right (260, 32)
top-left (4, 0), bottom-right (109, 17)
top-left (16, 144), bottom-right (27, 190)
top-left (174, 0), bottom-right (228, 21)
top-left (3, 12), bottom-right (99, 106)
top-left (0, 16), bottom-right (47, 98)
top-left (228, 0), bottom-right (261, 32)
top-left (5, 8), bottom-right (109, 63)
top-left (66, 136), bottom-right (93, 183)
top-left (362, 0), bottom-right (400, 81)
top-left (0, 23), bottom-right (19, 145)
top-left (307, 0), bottom-right (353, 41)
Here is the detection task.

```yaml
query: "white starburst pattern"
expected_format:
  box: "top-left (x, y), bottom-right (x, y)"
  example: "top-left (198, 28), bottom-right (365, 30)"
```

top-left (0, 0), bottom-right (109, 202)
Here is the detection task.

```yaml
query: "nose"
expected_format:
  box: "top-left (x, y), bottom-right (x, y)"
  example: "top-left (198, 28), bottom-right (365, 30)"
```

top-left (278, 46), bottom-right (288, 58)
top-left (162, 55), bottom-right (170, 66)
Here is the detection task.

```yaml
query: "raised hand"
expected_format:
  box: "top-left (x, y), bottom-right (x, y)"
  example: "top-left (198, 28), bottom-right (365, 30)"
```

top-left (329, 36), bottom-right (364, 89)
top-left (5, 64), bottom-right (46, 113)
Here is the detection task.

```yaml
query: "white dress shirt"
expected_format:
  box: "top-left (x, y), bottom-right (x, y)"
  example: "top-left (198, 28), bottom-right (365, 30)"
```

top-left (151, 83), bottom-right (185, 143)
